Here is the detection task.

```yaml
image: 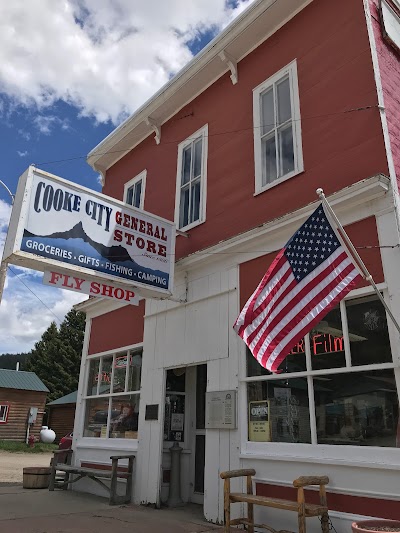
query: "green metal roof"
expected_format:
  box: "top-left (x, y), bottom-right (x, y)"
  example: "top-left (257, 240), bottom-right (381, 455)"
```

top-left (0, 369), bottom-right (49, 392)
top-left (47, 390), bottom-right (77, 406)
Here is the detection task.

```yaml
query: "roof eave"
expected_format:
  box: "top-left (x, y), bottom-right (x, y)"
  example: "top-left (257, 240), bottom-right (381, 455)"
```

top-left (87, 0), bottom-right (313, 173)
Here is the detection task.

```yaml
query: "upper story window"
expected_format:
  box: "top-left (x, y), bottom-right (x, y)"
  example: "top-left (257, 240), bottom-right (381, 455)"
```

top-left (253, 60), bottom-right (303, 194)
top-left (124, 170), bottom-right (146, 210)
top-left (175, 125), bottom-right (208, 231)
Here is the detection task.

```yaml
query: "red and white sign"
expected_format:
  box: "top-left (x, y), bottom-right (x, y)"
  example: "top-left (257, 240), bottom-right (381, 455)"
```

top-left (43, 270), bottom-right (141, 305)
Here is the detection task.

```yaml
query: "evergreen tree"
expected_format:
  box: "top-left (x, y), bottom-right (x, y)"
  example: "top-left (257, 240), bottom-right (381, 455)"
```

top-left (0, 352), bottom-right (29, 370)
top-left (26, 309), bottom-right (85, 402)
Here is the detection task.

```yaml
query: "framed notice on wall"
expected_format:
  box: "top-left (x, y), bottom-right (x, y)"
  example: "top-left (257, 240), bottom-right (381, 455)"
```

top-left (248, 400), bottom-right (270, 442)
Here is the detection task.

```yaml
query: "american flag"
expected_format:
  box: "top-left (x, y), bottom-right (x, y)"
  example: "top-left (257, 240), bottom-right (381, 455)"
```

top-left (234, 204), bottom-right (363, 373)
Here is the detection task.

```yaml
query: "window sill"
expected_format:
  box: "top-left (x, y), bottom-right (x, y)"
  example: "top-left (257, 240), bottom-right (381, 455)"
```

top-left (254, 168), bottom-right (304, 197)
top-left (176, 218), bottom-right (205, 234)
top-left (75, 437), bottom-right (138, 451)
top-left (241, 441), bottom-right (400, 470)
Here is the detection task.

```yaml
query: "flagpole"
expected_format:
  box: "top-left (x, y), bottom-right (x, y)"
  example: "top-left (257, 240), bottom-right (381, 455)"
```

top-left (316, 188), bottom-right (400, 336)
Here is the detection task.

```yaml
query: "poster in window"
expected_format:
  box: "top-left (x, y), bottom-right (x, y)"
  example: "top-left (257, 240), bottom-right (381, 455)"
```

top-left (171, 413), bottom-right (184, 431)
top-left (249, 400), bottom-right (270, 442)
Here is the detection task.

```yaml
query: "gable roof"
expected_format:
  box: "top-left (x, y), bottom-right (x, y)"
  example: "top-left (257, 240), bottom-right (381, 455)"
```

top-left (87, 0), bottom-right (313, 174)
top-left (47, 390), bottom-right (77, 406)
top-left (0, 369), bottom-right (49, 393)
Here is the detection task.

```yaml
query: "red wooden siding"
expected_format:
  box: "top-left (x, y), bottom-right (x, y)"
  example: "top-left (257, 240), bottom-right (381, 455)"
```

top-left (0, 389), bottom-right (47, 442)
top-left (88, 301), bottom-right (145, 355)
top-left (103, 0), bottom-right (388, 261)
top-left (256, 482), bottom-right (400, 520)
top-left (370, 0), bottom-right (400, 189)
top-left (239, 217), bottom-right (384, 308)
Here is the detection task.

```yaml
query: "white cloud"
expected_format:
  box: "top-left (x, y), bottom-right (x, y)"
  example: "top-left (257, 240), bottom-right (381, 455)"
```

top-left (33, 115), bottom-right (71, 134)
top-left (0, 273), bottom-right (87, 354)
top-left (0, 199), bottom-right (87, 354)
top-left (0, 0), bottom-right (254, 124)
top-left (17, 150), bottom-right (28, 157)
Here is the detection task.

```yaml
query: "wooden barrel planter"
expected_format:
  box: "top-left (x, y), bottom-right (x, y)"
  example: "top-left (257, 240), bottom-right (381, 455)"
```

top-left (23, 467), bottom-right (52, 489)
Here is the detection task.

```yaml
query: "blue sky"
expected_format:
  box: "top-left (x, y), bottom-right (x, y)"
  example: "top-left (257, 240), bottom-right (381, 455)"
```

top-left (0, 0), bottom-right (252, 354)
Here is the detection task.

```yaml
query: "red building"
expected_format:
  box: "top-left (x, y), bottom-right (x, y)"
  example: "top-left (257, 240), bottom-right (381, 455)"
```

top-left (73, 0), bottom-right (400, 528)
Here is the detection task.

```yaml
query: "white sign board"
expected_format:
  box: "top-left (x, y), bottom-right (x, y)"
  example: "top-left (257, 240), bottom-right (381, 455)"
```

top-left (3, 166), bottom-right (175, 297)
top-left (205, 390), bottom-right (236, 429)
top-left (43, 270), bottom-right (142, 305)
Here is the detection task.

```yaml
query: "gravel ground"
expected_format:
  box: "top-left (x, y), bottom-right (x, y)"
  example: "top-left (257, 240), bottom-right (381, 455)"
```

top-left (0, 450), bottom-right (53, 484)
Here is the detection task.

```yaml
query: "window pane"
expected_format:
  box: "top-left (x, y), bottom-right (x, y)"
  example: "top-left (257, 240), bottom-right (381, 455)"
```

top-left (196, 364), bottom-right (207, 430)
top-left (84, 397), bottom-right (110, 438)
top-left (247, 379), bottom-right (311, 443)
top-left (128, 352), bottom-right (142, 392)
top-left (278, 124), bottom-right (294, 177)
top-left (193, 139), bottom-right (203, 178)
top-left (261, 87), bottom-right (274, 135)
top-left (310, 307), bottom-right (346, 370)
top-left (346, 295), bottom-right (392, 366)
top-left (133, 180), bottom-right (142, 208)
top-left (87, 358), bottom-right (100, 396)
top-left (113, 354), bottom-right (127, 393)
top-left (110, 395), bottom-right (139, 439)
top-left (190, 180), bottom-right (201, 224)
top-left (246, 346), bottom-right (306, 376)
top-left (99, 356), bottom-right (113, 395)
top-left (194, 434), bottom-right (205, 493)
top-left (262, 133), bottom-right (277, 185)
top-left (315, 369), bottom-right (398, 447)
top-left (277, 76), bottom-right (291, 125)
top-left (126, 186), bottom-right (134, 206)
top-left (166, 368), bottom-right (186, 392)
top-left (179, 186), bottom-right (190, 228)
top-left (182, 146), bottom-right (192, 185)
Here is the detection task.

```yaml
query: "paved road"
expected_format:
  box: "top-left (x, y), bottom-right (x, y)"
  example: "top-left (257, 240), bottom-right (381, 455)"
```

top-left (0, 450), bottom-right (52, 483)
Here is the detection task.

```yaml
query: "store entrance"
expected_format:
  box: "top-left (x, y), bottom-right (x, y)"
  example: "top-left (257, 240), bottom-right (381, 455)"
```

top-left (163, 364), bottom-right (207, 506)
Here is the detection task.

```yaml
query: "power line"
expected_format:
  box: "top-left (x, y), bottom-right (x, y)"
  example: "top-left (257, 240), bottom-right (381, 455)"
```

top-left (7, 265), bottom-right (63, 324)
top-left (35, 105), bottom-right (378, 167)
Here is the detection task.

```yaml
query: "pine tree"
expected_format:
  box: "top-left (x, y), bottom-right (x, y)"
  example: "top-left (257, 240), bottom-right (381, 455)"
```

top-left (26, 309), bottom-right (85, 402)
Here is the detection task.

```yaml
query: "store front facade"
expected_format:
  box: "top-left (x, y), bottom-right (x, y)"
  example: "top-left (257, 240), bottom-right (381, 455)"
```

top-left (72, 176), bottom-right (400, 529)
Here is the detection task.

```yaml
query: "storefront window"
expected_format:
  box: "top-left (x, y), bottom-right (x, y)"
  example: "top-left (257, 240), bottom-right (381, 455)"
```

top-left (245, 293), bottom-right (399, 447)
top-left (83, 349), bottom-right (142, 439)
top-left (315, 369), bottom-right (398, 446)
top-left (248, 378), bottom-right (311, 443)
top-left (164, 369), bottom-right (186, 442)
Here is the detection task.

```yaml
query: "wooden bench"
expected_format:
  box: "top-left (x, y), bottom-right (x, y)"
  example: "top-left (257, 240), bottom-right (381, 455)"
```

top-left (220, 469), bottom-right (329, 533)
top-left (49, 449), bottom-right (135, 505)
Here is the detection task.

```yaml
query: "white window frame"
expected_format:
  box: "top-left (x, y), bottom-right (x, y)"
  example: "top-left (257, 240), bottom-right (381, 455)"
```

top-left (253, 59), bottom-right (303, 195)
top-left (240, 286), bottom-right (400, 463)
top-left (124, 170), bottom-right (147, 210)
top-left (0, 403), bottom-right (9, 423)
top-left (174, 124), bottom-right (208, 232)
top-left (83, 346), bottom-right (142, 441)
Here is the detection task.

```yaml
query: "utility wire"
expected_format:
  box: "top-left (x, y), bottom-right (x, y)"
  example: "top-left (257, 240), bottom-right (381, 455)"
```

top-left (35, 105), bottom-right (378, 167)
top-left (7, 265), bottom-right (63, 324)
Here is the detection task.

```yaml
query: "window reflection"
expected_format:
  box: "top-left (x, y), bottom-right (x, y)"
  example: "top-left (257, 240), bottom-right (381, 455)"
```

top-left (315, 369), bottom-right (398, 446)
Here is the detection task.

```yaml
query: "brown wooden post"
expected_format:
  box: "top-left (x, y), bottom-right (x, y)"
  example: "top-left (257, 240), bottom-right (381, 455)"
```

top-left (125, 456), bottom-right (134, 502)
top-left (319, 484), bottom-right (329, 533)
top-left (223, 477), bottom-right (231, 533)
top-left (246, 474), bottom-right (254, 533)
top-left (110, 458), bottom-right (118, 505)
top-left (297, 486), bottom-right (306, 533)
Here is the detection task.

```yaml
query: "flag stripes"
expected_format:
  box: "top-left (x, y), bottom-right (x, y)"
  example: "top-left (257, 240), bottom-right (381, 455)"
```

top-left (234, 204), bottom-right (363, 373)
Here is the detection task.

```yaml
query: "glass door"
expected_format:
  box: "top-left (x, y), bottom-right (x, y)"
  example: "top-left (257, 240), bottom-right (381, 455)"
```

top-left (191, 364), bottom-right (207, 503)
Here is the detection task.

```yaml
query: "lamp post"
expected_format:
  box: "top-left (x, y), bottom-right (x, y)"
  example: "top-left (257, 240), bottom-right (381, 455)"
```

top-left (0, 179), bottom-right (15, 305)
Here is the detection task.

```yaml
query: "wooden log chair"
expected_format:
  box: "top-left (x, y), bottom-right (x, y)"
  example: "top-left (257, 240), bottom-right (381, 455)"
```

top-left (220, 469), bottom-right (330, 533)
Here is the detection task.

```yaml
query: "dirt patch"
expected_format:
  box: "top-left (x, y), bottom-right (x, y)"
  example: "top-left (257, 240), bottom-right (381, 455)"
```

top-left (0, 450), bottom-right (53, 483)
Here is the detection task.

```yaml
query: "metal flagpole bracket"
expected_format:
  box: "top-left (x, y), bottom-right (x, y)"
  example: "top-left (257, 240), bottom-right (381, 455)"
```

top-left (316, 187), bottom-right (400, 337)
